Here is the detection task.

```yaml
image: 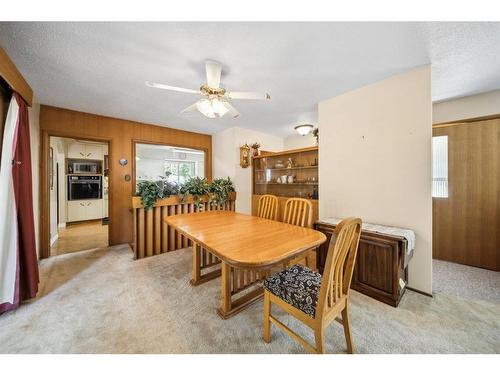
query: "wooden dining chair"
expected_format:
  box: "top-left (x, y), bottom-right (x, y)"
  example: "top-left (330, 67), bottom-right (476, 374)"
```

top-left (283, 198), bottom-right (314, 267)
top-left (283, 198), bottom-right (313, 227)
top-left (263, 217), bottom-right (362, 354)
top-left (257, 194), bottom-right (279, 221)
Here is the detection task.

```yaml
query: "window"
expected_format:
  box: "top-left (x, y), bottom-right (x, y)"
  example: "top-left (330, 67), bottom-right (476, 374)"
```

top-left (432, 135), bottom-right (448, 198)
top-left (165, 160), bottom-right (196, 185)
top-left (135, 143), bottom-right (205, 190)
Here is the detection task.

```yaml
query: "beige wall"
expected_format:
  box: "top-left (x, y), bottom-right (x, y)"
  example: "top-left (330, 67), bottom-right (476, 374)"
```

top-left (213, 127), bottom-right (283, 214)
top-left (283, 133), bottom-right (317, 150)
top-left (433, 89), bottom-right (500, 124)
top-left (318, 65), bottom-right (432, 294)
top-left (28, 101), bottom-right (40, 258)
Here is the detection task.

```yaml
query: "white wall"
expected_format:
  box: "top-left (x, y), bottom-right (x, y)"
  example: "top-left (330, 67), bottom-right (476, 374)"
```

top-left (318, 65), bottom-right (432, 294)
top-left (213, 127), bottom-right (283, 214)
top-left (283, 133), bottom-right (317, 150)
top-left (433, 89), bottom-right (500, 124)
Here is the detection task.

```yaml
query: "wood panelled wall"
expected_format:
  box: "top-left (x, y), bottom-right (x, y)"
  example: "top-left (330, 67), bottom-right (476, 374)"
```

top-left (433, 118), bottom-right (499, 271)
top-left (39, 105), bottom-right (212, 259)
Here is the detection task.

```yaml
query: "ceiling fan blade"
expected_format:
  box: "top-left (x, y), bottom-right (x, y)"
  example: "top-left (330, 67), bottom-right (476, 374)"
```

top-left (224, 102), bottom-right (240, 119)
top-left (226, 91), bottom-right (271, 100)
top-left (205, 60), bottom-right (222, 88)
top-left (146, 81), bottom-right (200, 95)
top-left (180, 102), bottom-right (199, 114)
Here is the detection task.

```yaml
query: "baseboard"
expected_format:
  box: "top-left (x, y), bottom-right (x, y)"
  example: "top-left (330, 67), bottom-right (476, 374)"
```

top-left (50, 233), bottom-right (59, 246)
top-left (58, 223), bottom-right (66, 228)
top-left (406, 286), bottom-right (433, 298)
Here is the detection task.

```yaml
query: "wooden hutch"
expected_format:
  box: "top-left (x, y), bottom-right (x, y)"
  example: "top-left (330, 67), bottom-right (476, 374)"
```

top-left (251, 146), bottom-right (319, 223)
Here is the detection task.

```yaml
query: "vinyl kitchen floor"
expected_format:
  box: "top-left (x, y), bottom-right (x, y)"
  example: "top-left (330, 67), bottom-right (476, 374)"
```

top-left (50, 220), bottom-right (108, 256)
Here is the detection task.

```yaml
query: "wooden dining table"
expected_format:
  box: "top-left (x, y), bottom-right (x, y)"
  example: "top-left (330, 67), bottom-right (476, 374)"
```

top-left (165, 210), bottom-right (327, 319)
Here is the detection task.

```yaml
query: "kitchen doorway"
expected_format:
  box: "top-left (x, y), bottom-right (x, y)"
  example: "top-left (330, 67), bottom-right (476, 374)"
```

top-left (48, 136), bottom-right (110, 256)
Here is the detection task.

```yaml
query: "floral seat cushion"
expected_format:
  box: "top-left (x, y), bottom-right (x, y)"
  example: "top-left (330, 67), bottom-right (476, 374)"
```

top-left (263, 264), bottom-right (322, 317)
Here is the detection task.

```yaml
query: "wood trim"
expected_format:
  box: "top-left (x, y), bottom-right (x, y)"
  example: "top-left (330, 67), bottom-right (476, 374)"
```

top-left (433, 113), bottom-right (500, 128)
top-left (252, 146), bottom-right (318, 159)
top-left (0, 46), bottom-right (33, 106)
top-left (131, 139), bottom-right (211, 195)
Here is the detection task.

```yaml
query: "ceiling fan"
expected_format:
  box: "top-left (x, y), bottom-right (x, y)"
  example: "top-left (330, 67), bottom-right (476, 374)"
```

top-left (146, 61), bottom-right (271, 119)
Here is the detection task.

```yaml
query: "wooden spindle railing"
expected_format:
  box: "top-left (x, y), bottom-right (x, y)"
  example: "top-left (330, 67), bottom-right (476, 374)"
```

top-left (131, 192), bottom-right (236, 259)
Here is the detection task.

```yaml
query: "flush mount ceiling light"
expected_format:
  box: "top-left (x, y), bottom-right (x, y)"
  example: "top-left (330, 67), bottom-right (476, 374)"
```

top-left (146, 60), bottom-right (271, 119)
top-left (294, 124), bottom-right (314, 136)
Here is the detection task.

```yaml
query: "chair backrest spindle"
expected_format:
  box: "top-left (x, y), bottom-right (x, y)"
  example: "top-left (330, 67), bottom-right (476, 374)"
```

top-left (283, 198), bottom-right (313, 228)
top-left (257, 194), bottom-right (279, 221)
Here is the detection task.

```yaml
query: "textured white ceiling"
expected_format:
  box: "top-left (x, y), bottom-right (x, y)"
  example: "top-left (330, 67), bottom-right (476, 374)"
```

top-left (0, 22), bottom-right (499, 136)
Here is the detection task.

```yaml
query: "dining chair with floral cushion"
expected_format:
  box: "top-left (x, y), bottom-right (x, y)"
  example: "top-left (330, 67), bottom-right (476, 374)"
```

top-left (262, 217), bottom-right (362, 354)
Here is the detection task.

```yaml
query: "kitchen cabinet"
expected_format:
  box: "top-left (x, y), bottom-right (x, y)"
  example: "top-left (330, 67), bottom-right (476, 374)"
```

top-left (84, 144), bottom-right (103, 160)
top-left (67, 199), bottom-right (103, 222)
top-left (67, 143), bottom-right (86, 159)
top-left (67, 142), bottom-right (103, 160)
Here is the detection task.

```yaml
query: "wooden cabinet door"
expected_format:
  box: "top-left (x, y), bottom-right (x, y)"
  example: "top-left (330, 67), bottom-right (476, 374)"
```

top-left (84, 144), bottom-right (103, 160)
top-left (67, 200), bottom-right (87, 222)
top-left (354, 237), bottom-right (394, 294)
top-left (85, 199), bottom-right (103, 220)
top-left (67, 143), bottom-right (86, 159)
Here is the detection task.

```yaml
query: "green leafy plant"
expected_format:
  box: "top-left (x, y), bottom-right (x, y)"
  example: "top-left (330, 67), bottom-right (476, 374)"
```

top-left (136, 176), bottom-right (235, 211)
top-left (136, 181), bottom-right (162, 211)
top-left (312, 128), bottom-right (319, 144)
top-left (180, 176), bottom-right (211, 210)
top-left (209, 177), bottom-right (235, 207)
top-left (162, 180), bottom-right (180, 198)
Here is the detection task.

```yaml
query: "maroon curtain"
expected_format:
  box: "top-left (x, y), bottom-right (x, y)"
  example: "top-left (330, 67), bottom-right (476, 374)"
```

top-left (0, 92), bottom-right (39, 314)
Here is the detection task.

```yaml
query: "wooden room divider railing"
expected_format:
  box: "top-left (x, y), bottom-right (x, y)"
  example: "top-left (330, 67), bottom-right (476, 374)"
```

top-left (131, 192), bottom-right (236, 259)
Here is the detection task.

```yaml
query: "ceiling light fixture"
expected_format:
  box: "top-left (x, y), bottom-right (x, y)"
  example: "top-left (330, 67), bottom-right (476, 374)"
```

top-left (196, 97), bottom-right (229, 118)
top-left (294, 124), bottom-right (314, 136)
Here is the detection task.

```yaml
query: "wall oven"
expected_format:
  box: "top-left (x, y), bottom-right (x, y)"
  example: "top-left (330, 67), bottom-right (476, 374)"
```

top-left (67, 175), bottom-right (102, 200)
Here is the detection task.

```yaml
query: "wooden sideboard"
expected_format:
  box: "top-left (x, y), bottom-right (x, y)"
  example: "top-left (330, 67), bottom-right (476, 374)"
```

top-left (315, 222), bottom-right (409, 307)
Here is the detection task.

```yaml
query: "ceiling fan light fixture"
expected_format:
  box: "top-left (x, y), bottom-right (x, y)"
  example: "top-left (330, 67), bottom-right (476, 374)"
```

top-left (294, 124), bottom-right (314, 136)
top-left (196, 98), bottom-right (229, 118)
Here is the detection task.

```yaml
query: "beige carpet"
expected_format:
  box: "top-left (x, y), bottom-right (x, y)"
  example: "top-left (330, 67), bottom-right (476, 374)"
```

top-left (0, 245), bottom-right (499, 354)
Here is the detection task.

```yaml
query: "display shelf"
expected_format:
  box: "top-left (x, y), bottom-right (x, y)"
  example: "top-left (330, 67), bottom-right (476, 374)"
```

top-left (252, 146), bottom-right (318, 200)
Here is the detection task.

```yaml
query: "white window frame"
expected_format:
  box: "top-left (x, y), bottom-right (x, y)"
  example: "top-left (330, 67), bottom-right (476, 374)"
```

top-left (164, 160), bottom-right (197, 184)
top-left (432, 135), bottom-right (449, 198)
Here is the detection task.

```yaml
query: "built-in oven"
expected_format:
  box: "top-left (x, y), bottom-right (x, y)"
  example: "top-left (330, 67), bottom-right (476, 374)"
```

top-left (67, 175), bottom-right (102, 200)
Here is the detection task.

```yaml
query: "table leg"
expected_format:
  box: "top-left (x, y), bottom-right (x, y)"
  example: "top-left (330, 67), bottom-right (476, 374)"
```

top-left (217, 263), bottom-right (268, 319)
top-left (191, 243), bottom-right (201, 285)
top-left (219, 262), bottom-right (231, 315)
top-left (190, 242), bottom-right (222, 286)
